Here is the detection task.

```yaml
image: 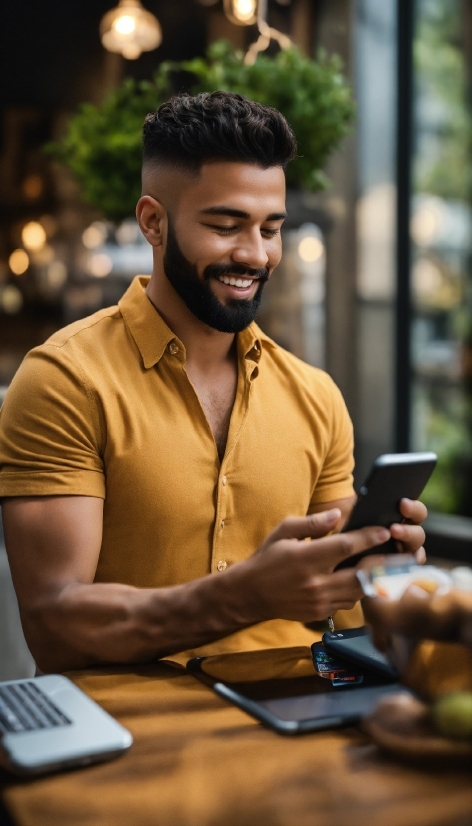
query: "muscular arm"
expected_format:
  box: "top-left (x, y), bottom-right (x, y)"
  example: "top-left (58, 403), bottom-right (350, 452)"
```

top-left (2, 494), bottom-right (426, 673)
top-left (2, 495), bottom-right (257, 672)
top-left (2, 494), bottom-right (394, 673)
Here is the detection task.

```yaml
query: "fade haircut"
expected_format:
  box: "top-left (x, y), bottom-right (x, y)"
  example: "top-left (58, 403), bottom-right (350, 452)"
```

top-left (142, 91), bottom-right (297, 174)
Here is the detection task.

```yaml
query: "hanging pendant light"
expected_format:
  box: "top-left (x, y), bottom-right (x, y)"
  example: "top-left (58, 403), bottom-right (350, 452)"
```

top-left (100, 0), bottom-right (162, 60)
top-left (223, 0), bottom-right (257, 25)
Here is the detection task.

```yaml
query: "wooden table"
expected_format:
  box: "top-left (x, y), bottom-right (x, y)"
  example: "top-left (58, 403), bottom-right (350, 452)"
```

top-left (1, 661), bottom-right (472, 826)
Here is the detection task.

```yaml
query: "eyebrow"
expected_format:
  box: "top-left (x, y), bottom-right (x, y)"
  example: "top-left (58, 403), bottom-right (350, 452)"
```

top-left (199, 206), bottom-right (288, 221)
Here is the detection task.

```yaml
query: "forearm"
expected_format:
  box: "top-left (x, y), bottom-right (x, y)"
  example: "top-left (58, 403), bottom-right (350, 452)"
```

top-left (22, 563), bottom-right (259, 673)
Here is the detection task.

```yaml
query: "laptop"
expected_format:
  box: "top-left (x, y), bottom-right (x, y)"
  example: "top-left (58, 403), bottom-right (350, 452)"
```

top-left (0, 674), bottom-right (132, 775)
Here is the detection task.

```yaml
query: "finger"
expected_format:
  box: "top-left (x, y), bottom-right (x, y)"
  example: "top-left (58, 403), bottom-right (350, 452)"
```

top-left (390, 523), bottom-right (425, 553)
top-left (303, 525), bottom-right (391, 569)
top-left (362, 584), bottom-right (430, 634)
top-left (268, 509), bottom-right (341, 543)
top-left (415, 547), bottom-right (426, 564)
top-left (325, 568), bottom-right (364, 599)
top-left (302, 570), bottom-right (362, 619)
top-left (370, 626), bottom-right (390, 652)
top-left (358, 552), bottom-right (417, 573)
top-left (399, 498), bottom-right (428, 525)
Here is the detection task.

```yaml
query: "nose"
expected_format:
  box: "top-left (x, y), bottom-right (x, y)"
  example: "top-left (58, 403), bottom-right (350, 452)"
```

top-left (231, 229), bottom-right (269, 270)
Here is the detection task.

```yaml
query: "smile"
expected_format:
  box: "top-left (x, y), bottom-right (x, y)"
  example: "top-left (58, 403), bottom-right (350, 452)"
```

top-left (217, 275), bottom-right (255, 288)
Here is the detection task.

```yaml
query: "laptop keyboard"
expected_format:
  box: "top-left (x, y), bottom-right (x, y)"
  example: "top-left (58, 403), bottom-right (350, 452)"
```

top-left (0, 681), bottom-right (72, 733)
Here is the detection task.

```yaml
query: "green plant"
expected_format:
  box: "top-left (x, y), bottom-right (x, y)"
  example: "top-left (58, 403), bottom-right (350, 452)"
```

top-left (182, 41), bottom-right (355, 192)
top-left (48, 41), bottom-right (355, 223)
top-left (48, 69), bottom-right (172, 223)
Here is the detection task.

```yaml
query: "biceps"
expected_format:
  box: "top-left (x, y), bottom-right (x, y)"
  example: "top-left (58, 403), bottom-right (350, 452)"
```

top-left (2, 496), bottom-right (103, 605)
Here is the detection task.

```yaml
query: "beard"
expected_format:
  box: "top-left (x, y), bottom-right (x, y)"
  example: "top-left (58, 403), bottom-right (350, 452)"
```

top-left (163, 219), bottom-right (269, 334)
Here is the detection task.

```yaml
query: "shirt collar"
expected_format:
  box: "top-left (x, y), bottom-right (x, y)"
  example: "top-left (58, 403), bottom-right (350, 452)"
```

top-left (119, 276), bottom-right (176, 369)
top-left (119, 275), bottom-right (276, 370)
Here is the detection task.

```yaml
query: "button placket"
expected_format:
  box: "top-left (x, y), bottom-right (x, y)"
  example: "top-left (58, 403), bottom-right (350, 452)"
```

top-left (211, 468), bottom-right (229, 572)
top-left (210, 358), bottom-right (253, 573)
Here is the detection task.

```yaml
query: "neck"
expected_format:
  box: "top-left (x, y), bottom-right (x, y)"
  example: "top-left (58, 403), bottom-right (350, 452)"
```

top-left (146, 269), bottom-right (237, 372)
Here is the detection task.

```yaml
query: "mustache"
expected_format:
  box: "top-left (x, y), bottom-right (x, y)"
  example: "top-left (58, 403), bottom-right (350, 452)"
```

top-left (204, 263), bottom-right (270, 282)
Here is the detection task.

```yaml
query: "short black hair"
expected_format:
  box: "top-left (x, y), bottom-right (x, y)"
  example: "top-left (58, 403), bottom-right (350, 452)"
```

top-left (142, 91), bottom-right (297, 173)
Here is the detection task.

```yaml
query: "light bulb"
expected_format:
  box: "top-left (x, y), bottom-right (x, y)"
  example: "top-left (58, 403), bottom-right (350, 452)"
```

top-left (113, 14), bottom-right (136, 34)
top-left (224, 0), bottom-right (257, 25)
top-left (100, 0), bottom-right (161, 60)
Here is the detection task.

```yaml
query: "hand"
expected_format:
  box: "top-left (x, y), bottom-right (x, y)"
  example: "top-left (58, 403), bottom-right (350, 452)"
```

top-left (389, 498), bottom-right (427, 563)
top-left (243, 509), bottom-right (391, 624)
top-left (363, 584), bottom-right (472, 652)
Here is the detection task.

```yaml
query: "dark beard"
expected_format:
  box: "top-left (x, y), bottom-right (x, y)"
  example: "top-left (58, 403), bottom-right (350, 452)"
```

top-left (163, 220), bottom-right (269, 333)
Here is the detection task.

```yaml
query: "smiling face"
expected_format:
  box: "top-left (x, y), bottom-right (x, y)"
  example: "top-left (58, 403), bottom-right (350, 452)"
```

top-left (138, 161), bottom-right (287, 332)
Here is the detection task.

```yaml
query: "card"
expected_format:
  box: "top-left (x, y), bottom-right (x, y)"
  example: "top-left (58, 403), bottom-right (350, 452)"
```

top-left (332, 675), bottom-right (364, 686)
top-left (312, 642), bottom-right (363, 687)
top-left (315, 660), bottom-right (347, 673)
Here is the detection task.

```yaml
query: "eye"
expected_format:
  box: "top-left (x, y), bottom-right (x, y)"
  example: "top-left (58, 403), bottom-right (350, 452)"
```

top-left (215, 226), bottom-right (238, 235)
top-left (206, 224), bottom-right (239, 235)
top-left (262, 228), bottom-right (281, 238)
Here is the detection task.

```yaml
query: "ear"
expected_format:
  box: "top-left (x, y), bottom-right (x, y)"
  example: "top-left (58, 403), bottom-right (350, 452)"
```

top-left (136, 196), bottom-right (166, 247)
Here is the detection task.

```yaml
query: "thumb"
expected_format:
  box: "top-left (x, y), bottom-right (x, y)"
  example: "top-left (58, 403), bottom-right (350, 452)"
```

top-left (269, 509), bottom-right (341, 543)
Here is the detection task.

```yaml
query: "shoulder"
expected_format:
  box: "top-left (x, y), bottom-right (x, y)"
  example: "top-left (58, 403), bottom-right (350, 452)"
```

top-left (19, 304), bottom-right (126, 381)
top-left (255, 324), bottom-right (342, 400)
top-left (5, 304), bottom-right (124, 405)
top-left (42, 304), bottom-right (122, 351)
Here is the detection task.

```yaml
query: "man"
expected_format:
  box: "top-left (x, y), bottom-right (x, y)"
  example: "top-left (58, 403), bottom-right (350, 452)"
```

top-left (0, 92), bottom-right (426, 672)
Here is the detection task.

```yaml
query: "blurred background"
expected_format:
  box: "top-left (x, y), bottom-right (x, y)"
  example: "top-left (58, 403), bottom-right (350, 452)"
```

top-left (1, 0), bottom-right (471, 678)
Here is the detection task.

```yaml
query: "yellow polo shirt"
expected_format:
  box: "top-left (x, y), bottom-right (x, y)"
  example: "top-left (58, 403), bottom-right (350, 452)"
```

top-left (0, 276), bottom-right (356, 656)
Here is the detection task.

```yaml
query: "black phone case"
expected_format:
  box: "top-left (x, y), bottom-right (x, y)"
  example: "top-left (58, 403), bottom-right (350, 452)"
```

top-left (321, 628), bottom-right (398, 679)
top-left (335, 452), bottom-right (437, 570)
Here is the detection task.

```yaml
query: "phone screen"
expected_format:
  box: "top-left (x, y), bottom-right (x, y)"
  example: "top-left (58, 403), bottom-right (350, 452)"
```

top-left (218, 680), bottom-right (402, 724)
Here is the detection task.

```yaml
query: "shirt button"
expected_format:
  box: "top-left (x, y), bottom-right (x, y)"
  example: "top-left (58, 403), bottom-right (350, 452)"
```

top-left (221, 476), bottom-right (227, 486)
top-left (220, 520), bottom-right (225, 529)
top-left (217, 560), bottom-right (227, 572)
top-left (168, 342), bottom-right (179, 355)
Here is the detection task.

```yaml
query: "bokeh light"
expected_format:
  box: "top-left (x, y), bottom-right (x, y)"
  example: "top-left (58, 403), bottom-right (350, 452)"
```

top-left (0, 285), bottom-right (23, 314)
top-left (21, 221), bottom-right (47, 252)
top-left (32, 245), bottom-right (55, 265)
top-left (9, 249), bottom-right (29, 275)
top-left (224, 0), bottom-right (257, 24)
top-left (298, 236), bottom-right (324, 263)
top-left (114, 14), bottom-right (136, 34)
top-left (47, 261), bottom-right (68, 289)
top-left (82, 222), bottom-right (108, 249)
top-left (22, 174), bottom-right (44, 200)
top-left (89, 253), bottom-right (113, 277)
top-left (411, 204), bottom-right (440, 247)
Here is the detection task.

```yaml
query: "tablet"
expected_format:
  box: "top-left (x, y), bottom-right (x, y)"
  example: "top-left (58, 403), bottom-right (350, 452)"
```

top-left (186, 650), bottom-right (413, 735)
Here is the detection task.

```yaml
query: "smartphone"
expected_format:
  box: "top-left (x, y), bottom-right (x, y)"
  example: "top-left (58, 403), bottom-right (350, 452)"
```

top-left (335, 451), bottom-right (437, 570)
top-left (322, 627), bottom-right (398, 679)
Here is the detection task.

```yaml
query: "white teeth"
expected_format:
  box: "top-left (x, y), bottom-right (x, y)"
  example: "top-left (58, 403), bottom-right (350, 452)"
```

top-left (218, 275), bottom-right (253, 288)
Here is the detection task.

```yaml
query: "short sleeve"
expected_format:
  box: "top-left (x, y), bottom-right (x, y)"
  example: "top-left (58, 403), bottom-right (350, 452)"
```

top-left (309, 377), bottom-right (355, 507)
top-left (0, 345), bottom-right (105, 499)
